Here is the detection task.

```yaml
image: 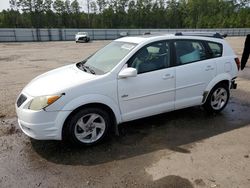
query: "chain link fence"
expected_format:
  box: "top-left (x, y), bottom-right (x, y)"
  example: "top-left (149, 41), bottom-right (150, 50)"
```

top-left (0, 28), bottom-right (249, 42)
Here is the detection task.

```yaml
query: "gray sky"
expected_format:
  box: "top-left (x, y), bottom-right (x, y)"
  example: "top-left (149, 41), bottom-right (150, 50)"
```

top-left (0, 0), bottom-right (10, 11)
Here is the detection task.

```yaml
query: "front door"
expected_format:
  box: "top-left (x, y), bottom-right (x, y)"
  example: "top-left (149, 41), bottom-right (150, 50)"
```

top-left (118, 41), bottom-right (176, 122)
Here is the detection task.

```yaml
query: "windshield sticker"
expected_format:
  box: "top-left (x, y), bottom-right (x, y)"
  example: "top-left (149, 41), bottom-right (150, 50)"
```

top-left (121, 44), bottom-right (135, 51)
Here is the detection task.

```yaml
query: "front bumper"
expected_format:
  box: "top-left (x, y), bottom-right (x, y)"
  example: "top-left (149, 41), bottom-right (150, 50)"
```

top-left (18, 118), bottom-right (59, 140)
top-left (16, 93), bottom-right (71, 140)
top-left (75, 36), bottom-right (89, 42)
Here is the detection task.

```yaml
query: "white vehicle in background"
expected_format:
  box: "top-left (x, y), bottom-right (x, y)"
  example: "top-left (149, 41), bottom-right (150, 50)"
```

top-left (119, 31), bottom-right (128, 37)
top-left (16, 32), bottom-right (239, 146)
top-left (75, 32), bottom-right (90, 43)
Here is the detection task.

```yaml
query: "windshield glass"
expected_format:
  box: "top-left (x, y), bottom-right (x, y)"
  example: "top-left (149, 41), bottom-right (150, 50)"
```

top-left (78, 32), bottom-right (87, 35)
top-left (82, 41), bottom-right (136, 75)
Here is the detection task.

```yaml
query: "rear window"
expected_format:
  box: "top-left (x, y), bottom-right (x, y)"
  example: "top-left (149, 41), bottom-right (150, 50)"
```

top-left (207, 42), bottom-right (223, 58)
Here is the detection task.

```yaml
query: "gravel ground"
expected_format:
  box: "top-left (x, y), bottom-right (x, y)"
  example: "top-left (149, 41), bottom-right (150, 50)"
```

top-left (0, 37), bottom-right (250, 188)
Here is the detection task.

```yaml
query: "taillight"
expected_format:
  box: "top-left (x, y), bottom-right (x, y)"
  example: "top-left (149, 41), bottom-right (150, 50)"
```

top-left (234, 57), bottom-right (240, 70)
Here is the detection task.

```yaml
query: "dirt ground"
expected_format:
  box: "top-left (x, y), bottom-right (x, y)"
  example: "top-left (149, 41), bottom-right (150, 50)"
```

top-left (0, 37), bottom-right (250, 188)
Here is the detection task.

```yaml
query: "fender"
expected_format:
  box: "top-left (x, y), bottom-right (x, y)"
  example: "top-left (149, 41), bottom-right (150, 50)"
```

top-left (52, 94), bottom-right (122, 140)
top-left (202, 73), bottom-right (231, 104)
top-left (62, 94), bottom-right (121, 123)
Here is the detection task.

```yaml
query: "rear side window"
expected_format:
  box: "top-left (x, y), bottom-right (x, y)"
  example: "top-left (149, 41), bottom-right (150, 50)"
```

top-left (207, 42), bottom-right (223, 58)
top-left (174, 40), bottom-right (207, 65)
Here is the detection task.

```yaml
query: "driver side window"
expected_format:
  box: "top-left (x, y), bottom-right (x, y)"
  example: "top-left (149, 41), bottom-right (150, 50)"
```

top-left (128, 41), bottom-right (170, 74)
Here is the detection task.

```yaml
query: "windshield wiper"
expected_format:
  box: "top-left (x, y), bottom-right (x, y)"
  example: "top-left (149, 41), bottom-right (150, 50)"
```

top-left (77, 61), bottom-right (95, 74)
top-left (84, 65), bottom-right (96, 75)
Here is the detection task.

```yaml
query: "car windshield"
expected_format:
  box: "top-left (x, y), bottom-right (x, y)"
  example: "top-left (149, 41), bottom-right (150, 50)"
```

top-left (78, 32), bottom-right (87, 35)
top-left (80, 41), bottom-right (136, 75)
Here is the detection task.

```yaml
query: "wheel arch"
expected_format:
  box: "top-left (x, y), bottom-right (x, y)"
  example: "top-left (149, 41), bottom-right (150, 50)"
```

top-left (62, 102), bottom-right (118, 140)
top-left (202, 74), bottom-right (231, 104)
top-left (58, 94), bottom-right (122, 140)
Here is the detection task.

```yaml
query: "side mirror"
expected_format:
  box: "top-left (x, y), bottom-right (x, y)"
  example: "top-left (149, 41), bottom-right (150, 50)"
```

top-left (118, 68), bottom-right (137, 79)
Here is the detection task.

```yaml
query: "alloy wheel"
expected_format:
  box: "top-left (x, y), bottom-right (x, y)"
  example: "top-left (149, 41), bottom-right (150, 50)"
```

top-left (74, 113), bottom-right (106, 144)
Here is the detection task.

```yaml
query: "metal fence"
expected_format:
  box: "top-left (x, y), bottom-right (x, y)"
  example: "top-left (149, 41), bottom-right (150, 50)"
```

top-left (0, 28), bottom-right (249, 42)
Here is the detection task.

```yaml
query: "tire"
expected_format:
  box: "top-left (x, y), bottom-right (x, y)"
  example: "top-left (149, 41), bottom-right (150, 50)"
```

top-left (85, 38), bottom-right (90, 42)
top-left (64, 107), bottom-right (111, 146)
top-left (203, 83), bottom-right (229, 113)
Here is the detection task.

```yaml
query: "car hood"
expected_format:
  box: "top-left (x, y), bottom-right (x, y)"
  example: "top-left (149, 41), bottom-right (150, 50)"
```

top-left (23, 64), bottom-right (96, 96)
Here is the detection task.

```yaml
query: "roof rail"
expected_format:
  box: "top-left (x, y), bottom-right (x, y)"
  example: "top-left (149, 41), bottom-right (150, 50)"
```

top-left (175, 32), bottom-right (227, 39)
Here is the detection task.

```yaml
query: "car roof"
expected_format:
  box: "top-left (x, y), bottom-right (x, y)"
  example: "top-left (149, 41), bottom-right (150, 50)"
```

top-left (115, 33), bottom-right (224, 45)
top-left (115, 34), bottom-right (173, 44)
top-left (77, 32), bottom-right (87, 34)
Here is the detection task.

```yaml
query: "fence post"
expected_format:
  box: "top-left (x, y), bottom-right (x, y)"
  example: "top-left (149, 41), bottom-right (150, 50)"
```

top-left (13, 29), bottom-right (17, 42)
top-left (63, 29), bottom-right (67, 41)
top-left (48, 28), bottom-right (52, 41)
top-left (31, 29), bottom-right (34, 41)
top-left (58, 29), bottom-right (62, 41)
top-left (36, 28), bottom-right (41, 41)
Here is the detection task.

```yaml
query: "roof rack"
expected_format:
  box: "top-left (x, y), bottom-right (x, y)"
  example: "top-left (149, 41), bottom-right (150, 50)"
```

top-left (175, 32), bottom-right (227, 39)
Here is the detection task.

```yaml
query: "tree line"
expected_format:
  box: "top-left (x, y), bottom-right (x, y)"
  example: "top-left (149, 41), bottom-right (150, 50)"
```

top-left (0, 0), bottom-right (250, 28)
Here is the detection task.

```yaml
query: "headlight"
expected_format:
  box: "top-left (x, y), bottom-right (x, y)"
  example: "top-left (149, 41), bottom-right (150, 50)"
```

top-left (29, 95), bottom-right (62, 111)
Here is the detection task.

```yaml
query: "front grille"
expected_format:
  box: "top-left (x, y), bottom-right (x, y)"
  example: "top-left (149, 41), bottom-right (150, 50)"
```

top-left (17, 94), bottom-right (27, 107)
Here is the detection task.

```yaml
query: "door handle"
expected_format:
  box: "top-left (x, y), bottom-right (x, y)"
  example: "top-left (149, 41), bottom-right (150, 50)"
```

top-left (162, 74), bottom-right (174, 80)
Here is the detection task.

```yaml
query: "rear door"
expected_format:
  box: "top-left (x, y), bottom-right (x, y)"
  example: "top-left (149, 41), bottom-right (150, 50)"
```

top-left (174, 40), bottom-right (217, 109)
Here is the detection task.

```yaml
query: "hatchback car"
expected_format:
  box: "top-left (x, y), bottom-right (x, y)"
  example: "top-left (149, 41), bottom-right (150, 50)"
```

top-left (75, 32), bottom-right (90, 43)
top-left (16, 32), bottom-right (239, 146)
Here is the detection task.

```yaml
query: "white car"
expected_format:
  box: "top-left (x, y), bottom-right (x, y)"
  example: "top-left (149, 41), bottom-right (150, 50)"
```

top-left (75, 32), bottom-right (90, 43)
top-left (16, 32), bottom-right (239, 146)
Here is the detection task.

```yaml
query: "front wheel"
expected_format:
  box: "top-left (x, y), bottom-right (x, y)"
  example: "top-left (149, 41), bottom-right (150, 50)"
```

top-left (85, 38), bottom-right (90, 42)
top-left (203, 84), bottom-right (229, 113)
top-left (65, 108), bottom-right (111, 146)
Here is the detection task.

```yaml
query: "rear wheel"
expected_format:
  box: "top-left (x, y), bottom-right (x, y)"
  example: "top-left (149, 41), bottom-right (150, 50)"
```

top-left (65, 107), bottom-right (111, 146)
top-left (203, 83), bottom-right (229, 113)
